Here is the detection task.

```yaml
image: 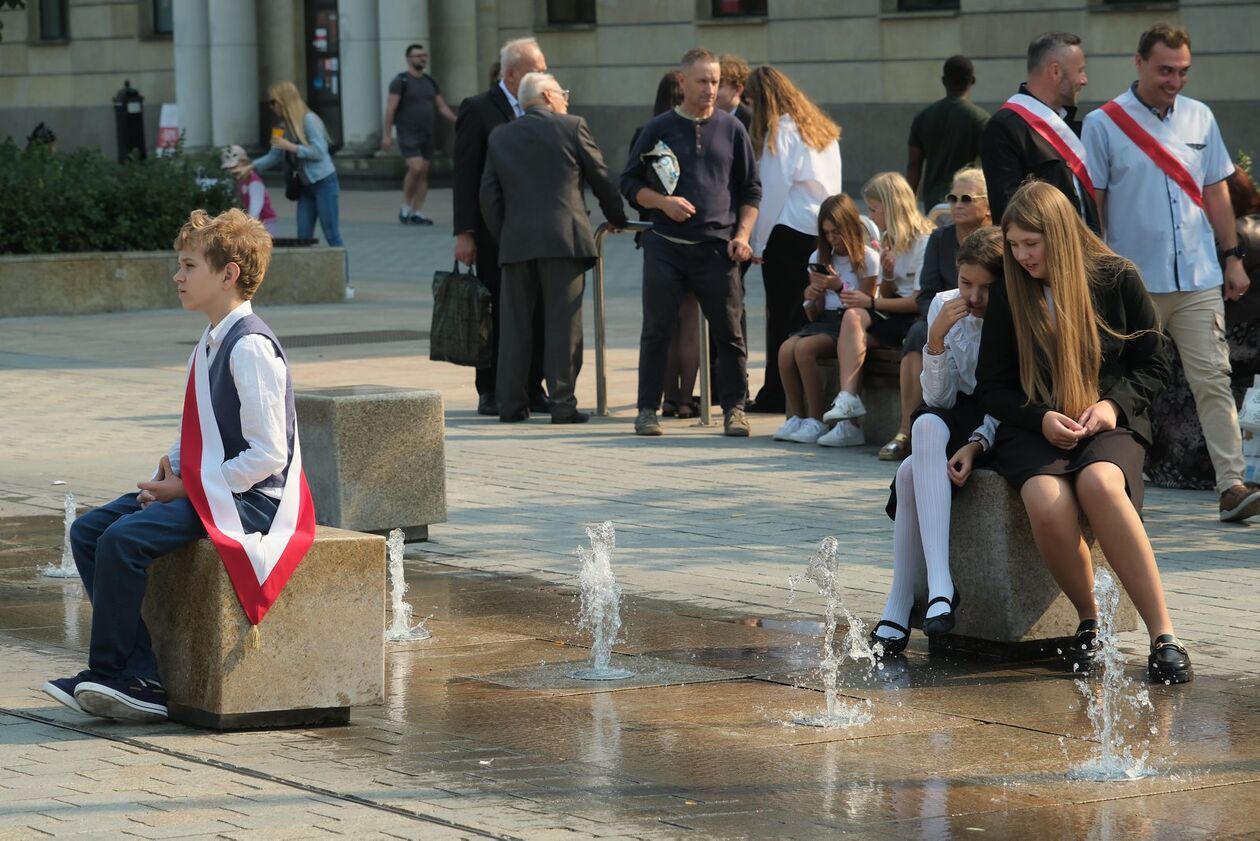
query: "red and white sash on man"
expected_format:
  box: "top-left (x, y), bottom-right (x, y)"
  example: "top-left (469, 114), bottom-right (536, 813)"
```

top-left (1099, 96), bottom-right (1204, 209)
top-left (999, 93), bottom-right (1096, 203)
top-left (179, 330), bottom-right (316, 625)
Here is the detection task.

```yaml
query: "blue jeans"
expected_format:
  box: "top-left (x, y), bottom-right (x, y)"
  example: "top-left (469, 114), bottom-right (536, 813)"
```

top-left (296, 173), bottom-right (349, 281)
top-left (70, 491), bottom-right (279, 682)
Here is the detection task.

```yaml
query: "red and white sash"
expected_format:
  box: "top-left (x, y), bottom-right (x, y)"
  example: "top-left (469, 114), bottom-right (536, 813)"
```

top-left (1000, 93), bottom-right (1096, 203)
top-left (179, 329), bottom-right (316, 625)
top-left (1099, 95), bottom-right (1203, 209)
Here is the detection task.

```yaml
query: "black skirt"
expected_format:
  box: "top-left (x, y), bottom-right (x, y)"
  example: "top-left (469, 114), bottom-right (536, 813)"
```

top-left (867, 310), bottom-right (918, 349)
top-left (792, 309), bottom-right (842, 339)
top-left (988, 424), bottom-right (1147, 513)
top-left (884, 392), bottom-right (991, 520)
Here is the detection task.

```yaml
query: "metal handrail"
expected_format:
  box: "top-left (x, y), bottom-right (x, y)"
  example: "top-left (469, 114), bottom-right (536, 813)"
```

top-left (591, 220), bottom-right (713, 425)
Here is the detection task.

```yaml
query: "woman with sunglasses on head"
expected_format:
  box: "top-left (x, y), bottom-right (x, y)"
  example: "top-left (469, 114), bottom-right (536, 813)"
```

top-left (251, 82), bottom-right (350, 297)
top-left (976, 180), bottom-right (1192, 684)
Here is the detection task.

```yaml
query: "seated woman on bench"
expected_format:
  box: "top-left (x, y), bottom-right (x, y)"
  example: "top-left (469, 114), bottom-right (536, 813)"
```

top-left (870, 226), bottom-right (1003, 654)
top-left (975, 181), bottom-right (1192, 685)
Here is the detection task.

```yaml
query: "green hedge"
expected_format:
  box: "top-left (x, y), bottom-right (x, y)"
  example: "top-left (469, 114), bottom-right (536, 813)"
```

top-left (0, 139), bottom-right (236, 255)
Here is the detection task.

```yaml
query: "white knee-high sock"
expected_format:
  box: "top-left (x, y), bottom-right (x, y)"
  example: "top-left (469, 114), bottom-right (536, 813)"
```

top-left (879, 458), bottom-right (922, 639)
top-left (910, 414), bottom-right (956, 618)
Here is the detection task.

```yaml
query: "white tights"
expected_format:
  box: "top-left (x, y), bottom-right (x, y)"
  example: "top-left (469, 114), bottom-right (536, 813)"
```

top-left (877, 413), bottom-right (958, 639)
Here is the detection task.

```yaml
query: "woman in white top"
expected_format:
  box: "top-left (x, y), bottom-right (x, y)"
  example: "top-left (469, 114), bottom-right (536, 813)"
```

top-left (773, 194), bottom-right (878, 443)
top-left (743, 66), bottom-right (843, 414)
top-left (820, 172), bottom-right (933, 449)
top-left (870, 227), bottom-right (1003, 654)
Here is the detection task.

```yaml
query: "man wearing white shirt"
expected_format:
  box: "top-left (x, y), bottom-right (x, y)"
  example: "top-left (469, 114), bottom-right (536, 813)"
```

top-left (1082, 23), bottom-right (1258, 522)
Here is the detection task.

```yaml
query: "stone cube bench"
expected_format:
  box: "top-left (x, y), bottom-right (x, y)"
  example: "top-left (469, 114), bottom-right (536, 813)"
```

top-left (911, 468), bottom-right (1139, 658)
top-left (818, 348), bottom-right (902, 444)
top-left (295, 386), bottom-right (447, 541)
top-left (141, 526), bottom-right (385, 730)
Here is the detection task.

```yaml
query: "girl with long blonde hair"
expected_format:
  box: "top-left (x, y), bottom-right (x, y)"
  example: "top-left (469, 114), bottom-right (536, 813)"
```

top-left (819, 172), bottom-right (932, 449)
top-left (743, 65), bottom-right (843, 414)
top-left (249, 82), bottom-right (349, 295)
top-left (975, 181), bottom-right (1191, 684)
top-left (773, 194), bottom-right (877, 443)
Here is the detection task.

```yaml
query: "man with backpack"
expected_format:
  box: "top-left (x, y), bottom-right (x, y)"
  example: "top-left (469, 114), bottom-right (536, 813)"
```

top-left (382, 43), bottom-right (456, 225)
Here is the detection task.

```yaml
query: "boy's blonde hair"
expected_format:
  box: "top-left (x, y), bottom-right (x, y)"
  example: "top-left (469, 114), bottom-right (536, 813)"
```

top-left (174, 208), bottom-right (273, 300)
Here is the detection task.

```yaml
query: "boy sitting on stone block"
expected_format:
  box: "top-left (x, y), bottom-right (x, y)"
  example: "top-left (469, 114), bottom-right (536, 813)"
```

top-left (44, 208), bottom-right (315, 723)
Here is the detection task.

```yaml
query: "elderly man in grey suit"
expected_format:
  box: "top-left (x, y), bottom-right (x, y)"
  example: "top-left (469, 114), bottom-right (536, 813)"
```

top-left (481, 72), bottom-right (628, 423)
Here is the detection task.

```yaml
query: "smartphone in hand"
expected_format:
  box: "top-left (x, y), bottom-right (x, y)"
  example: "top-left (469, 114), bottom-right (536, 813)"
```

top-left (807, 262), bottom-right (834, 275)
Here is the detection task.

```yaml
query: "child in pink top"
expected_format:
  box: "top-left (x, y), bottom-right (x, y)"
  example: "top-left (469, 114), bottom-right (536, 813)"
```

top-left (221, 145), bottom-right (278, 235)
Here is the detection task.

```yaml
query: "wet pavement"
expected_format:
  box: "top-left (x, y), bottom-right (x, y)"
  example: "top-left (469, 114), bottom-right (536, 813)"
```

top-left (3, 514), bottom-right (1260, 840)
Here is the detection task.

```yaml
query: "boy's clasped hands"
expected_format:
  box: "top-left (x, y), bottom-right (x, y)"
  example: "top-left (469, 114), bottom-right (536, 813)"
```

top-left (136, 455), bottom-right (186, 509)
top-left (1042, 399), bottom-right (1121, 450)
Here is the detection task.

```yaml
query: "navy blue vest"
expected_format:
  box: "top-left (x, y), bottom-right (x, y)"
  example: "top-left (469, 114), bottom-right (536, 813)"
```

top-left (208, 313), bottom-right (295, 492)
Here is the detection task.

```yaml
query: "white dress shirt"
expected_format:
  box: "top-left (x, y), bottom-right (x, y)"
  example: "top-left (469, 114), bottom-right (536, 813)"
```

top-left (751, 116), bottom-right (843, 257)
top-left (1081, 87), bottom-right (1234, 294)
top-left (806, 246), bottom-right (878, 311)
top-left (920, 289), bottom-right (999, 449)
top-left (498, 79), bottom-right (524, 118)
top-left (168, 301), bottom-right (290, 498)
top-left (884, 233), bottom-right (930, 298)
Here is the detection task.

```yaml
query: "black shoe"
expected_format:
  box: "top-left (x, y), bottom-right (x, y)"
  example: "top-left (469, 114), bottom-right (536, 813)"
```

top-left (1148, 634), bottom-right (1193, 684)
top-left (1065, 619), bottom-right (1101, 674)
top-left (551, 411), bottom-right (589, 424)
top-left (921, 588), bottom-right (961, 638)
top-left (477, 393), bottom-right (499, 416)
top-left (42, 670), bottom-right (92, 713)
top-left (74, 675), bottom-right (168, 722)
top-left (499, 409), bottom-right (530, 423)
top-left (529, 394), bottom-right (551, 414)
top-left (409, 213), bottom-right (435, 226)
top-left (869, 620), bottom-right (909, 656)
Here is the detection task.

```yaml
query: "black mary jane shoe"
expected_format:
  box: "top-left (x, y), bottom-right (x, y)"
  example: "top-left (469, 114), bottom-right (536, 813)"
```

top-left (868, 620), bottom-right (909, 656)
top-left (1065, 619), bottom-right (1101, 674)
top-left (921, 589), bottom-right (961, 638)
top-left (1148, 634), bottom-right (1194, 685)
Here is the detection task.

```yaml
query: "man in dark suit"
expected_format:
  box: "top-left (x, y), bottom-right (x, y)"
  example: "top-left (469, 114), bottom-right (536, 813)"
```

top-left (981, 32), bottom-right (1100, 234)
top-left (481, 73), bottom-right (628, 424)
top-left (452, 37), bottom-right (548, 416)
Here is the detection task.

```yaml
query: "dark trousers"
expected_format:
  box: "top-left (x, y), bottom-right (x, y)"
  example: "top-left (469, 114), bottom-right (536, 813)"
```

top-left (498, 257), bottom-right (587, 418)
top-left (70, 490), bottom-right (278, 682)
top-left (638, 234), bottom-right (747, 411)
top-left (474, 232), bottom-right (545, 402)
top-left (753, 225), bottom-right (816, 409)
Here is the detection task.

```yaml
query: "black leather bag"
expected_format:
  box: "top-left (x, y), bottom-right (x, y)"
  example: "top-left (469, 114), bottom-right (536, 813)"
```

top-left (283, 151), bottom-right (302, 201)
top-left (430, 262), bottom-right (492, 368)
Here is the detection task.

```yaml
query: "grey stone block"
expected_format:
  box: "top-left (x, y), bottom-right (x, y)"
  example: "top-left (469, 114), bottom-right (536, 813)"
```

top-left (911, 469), bottom-right (1139, 643)
top-left (817, 354), bottom-right (900, 444)
top-left (295, 385), bottom-right (447, 537)
top-left (142, 526), bottom-right (385, 729)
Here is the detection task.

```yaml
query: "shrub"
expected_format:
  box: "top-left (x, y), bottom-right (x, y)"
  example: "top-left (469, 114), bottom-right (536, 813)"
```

top-left (0, 138), bottom-right (236, 255)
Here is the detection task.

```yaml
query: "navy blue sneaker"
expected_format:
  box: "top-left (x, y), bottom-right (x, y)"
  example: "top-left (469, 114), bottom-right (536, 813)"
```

top-left (74, 675), bottom-right (168, 722)
top-left (42, 671), bottom-right (93, 713)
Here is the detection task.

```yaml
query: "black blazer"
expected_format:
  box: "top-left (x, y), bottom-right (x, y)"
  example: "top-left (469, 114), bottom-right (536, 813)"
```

top-left (453, 84), bottom-right (514, 237)
top-left (980, 84), bottom-right (1100, 234)
top-left (975, 258), bottom-right (1170, 446)
top-left (480, 107), bottom-right (627, 266)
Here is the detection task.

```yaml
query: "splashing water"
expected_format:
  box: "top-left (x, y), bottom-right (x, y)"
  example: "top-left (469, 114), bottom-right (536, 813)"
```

top-left (1070, 568), bottom-right (1157, 780)
top-left (789, 537), bottom-right (874, 728)
top-left (41, 493), bottom-right (79, 578)
top-left (570, 522), bottom-right (633, 680)
top-left (385, 529), bottom-right (431, 642)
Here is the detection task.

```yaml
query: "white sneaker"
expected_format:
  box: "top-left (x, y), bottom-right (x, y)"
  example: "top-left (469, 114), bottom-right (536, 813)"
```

top-left (787, 417), bottom-right (827, 444)
top-left (772, 416), bottom-right (804, 441)
top-left (817, 419), bottom-right (864, 447)
top-left (822, 391), bottom-right (866, 422)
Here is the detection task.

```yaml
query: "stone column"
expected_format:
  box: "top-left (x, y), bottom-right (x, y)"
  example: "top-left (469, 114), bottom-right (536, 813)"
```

top-left (475, 0), bottom-right (500, 90)
top-left (207, 0), bottom-right (260, 148)
top-left (433, 0), bottom-right (478, 104)
top-left (377, 0), bottom-right (429, 115)
top-left (338, 0), bottom-right (382, 152)
top-left (173, 0), bottom-right (212, 149)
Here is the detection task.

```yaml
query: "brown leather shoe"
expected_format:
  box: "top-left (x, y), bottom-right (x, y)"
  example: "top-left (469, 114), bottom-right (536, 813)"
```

top-left (1220, 483), bottom-right (1260, 523)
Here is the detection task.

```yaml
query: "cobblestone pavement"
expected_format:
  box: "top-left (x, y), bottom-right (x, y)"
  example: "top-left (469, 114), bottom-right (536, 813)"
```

top-left (1, 189), bottom-right (1257, 838)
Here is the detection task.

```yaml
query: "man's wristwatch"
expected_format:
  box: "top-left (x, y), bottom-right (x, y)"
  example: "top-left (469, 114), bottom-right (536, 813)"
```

top-left (1219, 243), bottom-right (1247, 262)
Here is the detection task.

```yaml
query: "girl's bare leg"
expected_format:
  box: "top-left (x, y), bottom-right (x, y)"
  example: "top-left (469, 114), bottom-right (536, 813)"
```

top-left (1021, 474), bottom-right (1097, 621)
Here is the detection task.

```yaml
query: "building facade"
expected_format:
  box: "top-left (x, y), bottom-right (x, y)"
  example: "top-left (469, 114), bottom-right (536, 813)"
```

top-left (1, 0), bottom-right (1256, 193)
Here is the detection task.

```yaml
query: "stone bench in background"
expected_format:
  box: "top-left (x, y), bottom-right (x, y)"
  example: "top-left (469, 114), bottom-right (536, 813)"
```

top-left (910, 469), bottom-right (1139, 658)
top-left (818, 348), bottom-right (902, 444)
top-left (295, 386), bottom-right (447, 541)
top-left (141, 526), bottom-right (385, 729)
